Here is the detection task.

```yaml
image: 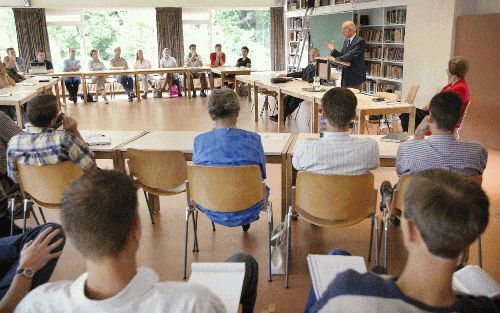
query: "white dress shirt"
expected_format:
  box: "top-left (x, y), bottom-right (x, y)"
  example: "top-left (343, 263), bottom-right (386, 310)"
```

top-left (15, 267), bottom-right (226, 313)
top-left (292, 132), bottom-right (380, 175)
top-left (159, 56), bottom-right (177, 68)
top-left (134, 59), bottom-right (152, 70)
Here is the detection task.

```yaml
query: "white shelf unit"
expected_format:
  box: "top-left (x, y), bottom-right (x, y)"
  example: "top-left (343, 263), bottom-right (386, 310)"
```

top-left (286, 17), bottom-right (311, 72)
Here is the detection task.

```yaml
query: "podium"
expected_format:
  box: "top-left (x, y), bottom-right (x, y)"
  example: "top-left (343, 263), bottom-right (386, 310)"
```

top-left (315, 57), bottom-right (350, 82)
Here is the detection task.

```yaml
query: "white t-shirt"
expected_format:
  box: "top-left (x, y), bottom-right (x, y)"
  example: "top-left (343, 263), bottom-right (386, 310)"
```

top-left (15, 267), bottom-right (227, 313)
top-left (134, 59), bottom-right (152, 70)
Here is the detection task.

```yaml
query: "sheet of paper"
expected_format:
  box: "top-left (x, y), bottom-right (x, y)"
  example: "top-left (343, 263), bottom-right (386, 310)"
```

top-left (262, 134), bottom-right (288, 141)
top-left (189, 262), bottom-right (245, 313)
top-left (452, 265), bottom-right (500, 298)
top-left (84, 133), bottom-right (112, 146)
top-left (307, 254), bottom-right (367, 299)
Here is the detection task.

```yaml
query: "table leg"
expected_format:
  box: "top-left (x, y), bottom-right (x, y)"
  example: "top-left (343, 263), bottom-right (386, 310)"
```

top-left (82, 75), bottom-right (88, 105)
top-left (183, 73), bottom-right (188, 98)
top-left (278, 89), bottom-right (285, 132)
top-left (281, 153), bottom-right (289, 222)
top-left (61, 78), bottom-right (67, 104)
top-left (311, 99), bottom-right (319, 133)
top-left (113, 150), bottom-right (127, 173)
top-left (54, 81), bottom-right (61, 109)
top-left (188, 73), bottom-right (192, 99)
top-left (358, 110), bottom-right (366, 134)
top-left (209, 72), bottom-right (215, 91)
top-left (408, 107), bottom-right (416, 135)
top-left (248, 83), bottom-right (252, 102)
top-left (253, 85), bottom-right (259, 122)
top-left (15, 103), bottom-right (24, 129)
top-left (221, 72), bottom-right (225, 88)
top-left (134, 74), bottom-right (141, 102)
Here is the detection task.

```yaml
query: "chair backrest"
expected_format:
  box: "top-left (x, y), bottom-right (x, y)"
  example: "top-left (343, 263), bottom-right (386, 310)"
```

top-left (16, 161), bottom-right (83, 208)
top-left (457, 101), bottom-right (471, 134)
top-left (294, 171), bottom-right (375, 226)
top-left (375, 91), bottom-right (398, 101)
top-left (188, 165), bottom-right (264, 212)
top-left (405, 85), bottom-right (420, 104)
top-left (127, 149), bottom-right (188, 190)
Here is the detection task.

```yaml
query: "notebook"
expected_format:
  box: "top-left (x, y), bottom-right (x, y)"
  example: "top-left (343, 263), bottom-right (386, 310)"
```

top-left (307, 254), bottom-right (367, 299)
top-left (189, 262), bottom-right (245, 313)
top-left (381, 133), bottom-right (409, 142)
top-left (452, 265), bottom-right (500, 298)
top-left (84, 133), bottom-right (111, 146)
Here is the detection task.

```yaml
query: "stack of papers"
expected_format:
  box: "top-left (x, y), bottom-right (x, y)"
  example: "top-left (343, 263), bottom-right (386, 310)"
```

top-left (453, 265), bottom-right (500, 298)
top-left (84, 134), bottom-right (111, 146)
top-left (381, 133), bottom-right (409, 142)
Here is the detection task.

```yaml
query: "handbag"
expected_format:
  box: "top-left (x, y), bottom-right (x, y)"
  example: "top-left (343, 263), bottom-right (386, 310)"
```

top-left (271, 222), bottom-right (286, 275)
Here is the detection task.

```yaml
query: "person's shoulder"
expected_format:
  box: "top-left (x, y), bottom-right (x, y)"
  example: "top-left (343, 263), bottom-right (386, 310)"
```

top-left (333, 269), bottom-right (387, 293)
top-left (455, 294), bottom-right (498, 313)
top-left (16, 281), bottom-right (73, 311)
top-left (152, 282), bottom-right (226, 312)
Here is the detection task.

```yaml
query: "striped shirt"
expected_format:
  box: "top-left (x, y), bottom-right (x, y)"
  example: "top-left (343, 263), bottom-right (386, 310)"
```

top-left (7, 126), bottom-right (95, 182)
top-left (292, 132), bottom-right (380, 175)
top-left (0, 112), bottom-right (21, 176)
top-left (396, 135), bottom-right (487, 177)
top-left (310, 270), bottom-right (497, 313)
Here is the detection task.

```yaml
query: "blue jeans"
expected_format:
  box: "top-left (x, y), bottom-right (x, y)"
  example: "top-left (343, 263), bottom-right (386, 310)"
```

top-left (304, 249), bottom-right (351, 313)
top-left (64, 77), bottom-right (81, 97)
top-left (0, 223), bottom-right (65, 299)
top-left (116, 75), bottom-right (134, 95)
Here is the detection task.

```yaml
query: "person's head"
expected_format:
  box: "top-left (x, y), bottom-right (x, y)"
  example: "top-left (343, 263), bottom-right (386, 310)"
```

top-left (341, 21), bottom-right (356, 38)
top-left (114, 47), bottom-right (121, 57)
top-left (207, 87), bottom-right (240, 121)
top-left (215, 44), bottom-right (222, 52)
top-left (241, 46), bottom-right (249, 57)
top-left (26, 94), bottom-right (60, 128)
top-left (136, 49), bottom-right (144, 61)
top-left (428, 91), bottom-right (463, 132)
top-left (162, 47), bottom-right (171, 58)
top-left (37, 49), bottom-right (46, 62)
top-left (309, 47), bottom-right (320, 61)
top-left (321, 87), bottom-right (357, 130)
top-left (3, 56), bottom-right (16, 69)
top-left (189, 44), bottom-right (197, 53)
top-left (6, 48), bottom-right (16, 58)
top-left (68, 48), bottom-right (76, 59)
top-left (401, 169), bottom-right (489, 260)
top-left (447, 56), bottom-right (469, 80)
top-left (90, 49), bottom-right (99, 60)
top-left (61, 170), bottom-right (140, 260)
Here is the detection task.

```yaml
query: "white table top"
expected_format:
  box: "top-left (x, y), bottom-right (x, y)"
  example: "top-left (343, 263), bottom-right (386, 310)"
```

top-left (289, 133), bottom-right (404, 159)
top-left (211, 66), bottom-right (251, 75)
top-left (120, 130), bottom-right (292, 156)
top-left (0, 76), bottom-right (59, 106)
top-left (80, 130), bottom-right (147, 153)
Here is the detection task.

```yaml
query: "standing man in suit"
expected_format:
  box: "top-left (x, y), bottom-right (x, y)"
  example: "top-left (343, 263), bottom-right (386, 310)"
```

top-left (327, 21), bottom-right (366, 89)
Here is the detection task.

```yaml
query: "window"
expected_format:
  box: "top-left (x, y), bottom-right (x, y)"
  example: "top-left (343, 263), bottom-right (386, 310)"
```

top-left (0, 9), bottom-right (19, 59)
top-left (47, 26), bottom-right (82, 72)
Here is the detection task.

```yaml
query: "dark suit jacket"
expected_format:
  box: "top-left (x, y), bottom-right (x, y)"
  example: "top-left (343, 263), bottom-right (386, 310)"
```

top-left (330, 35), bottom-right (366, 87)
top-left (287, 63), bottom-right (316, 83)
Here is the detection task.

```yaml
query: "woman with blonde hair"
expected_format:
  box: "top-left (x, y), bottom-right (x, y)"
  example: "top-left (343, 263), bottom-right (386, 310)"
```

top-left (88, 49), bottom-right (109, 104)
top-left (134, 49), bottom-right (153, 99)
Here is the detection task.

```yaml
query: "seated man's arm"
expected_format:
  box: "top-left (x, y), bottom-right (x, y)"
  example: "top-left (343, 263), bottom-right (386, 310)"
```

top-left (62, 116), bottom-right (97, 172)
top-left (368, 142), bottom-right (380, 171)
top-left (287, 70), bottom-right (304, 79)
top-left (291, 142), bottom-right (307, 171)
top-left (395, 145), bottom-right (408, 177)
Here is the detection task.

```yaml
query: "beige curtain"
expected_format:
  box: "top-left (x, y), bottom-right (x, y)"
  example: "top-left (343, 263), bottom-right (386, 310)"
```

top-left (12, 8), bottom-right (52, 66)
top-left (270, 7), bottom-right (285, 71)
top-left (155, 7), bottom-right (184, 67)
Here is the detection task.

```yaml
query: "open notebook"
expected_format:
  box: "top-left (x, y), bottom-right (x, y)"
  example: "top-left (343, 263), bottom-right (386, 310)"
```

top-left (453, 265), bottom-right (500, 298)
top-left (307, 254), bottom-right (367, 299)
top-left (189, 262), bottom-right (245, 313)
top-left (84, 133), bottom-right (111, 146)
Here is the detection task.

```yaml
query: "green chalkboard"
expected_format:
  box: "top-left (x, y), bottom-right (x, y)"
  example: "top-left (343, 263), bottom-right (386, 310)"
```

top-left (310, 12), bottom-right (353, 57)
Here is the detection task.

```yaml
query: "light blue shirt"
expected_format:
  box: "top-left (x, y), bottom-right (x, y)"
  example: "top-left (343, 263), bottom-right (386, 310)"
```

top-left (63, 58), bottom-right (81, 72)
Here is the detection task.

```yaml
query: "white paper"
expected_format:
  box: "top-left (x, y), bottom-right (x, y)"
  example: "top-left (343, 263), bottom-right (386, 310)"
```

top-left (262, 134), bottom-right (288, 141)
top-left (84, 133), bottom-right (111, 146)
top-left (189, 262), bottom-right (245, 313)
top-left (452, 265), bottom-right (500, 298)
top-left (307, 254), bottom-right (367, 299)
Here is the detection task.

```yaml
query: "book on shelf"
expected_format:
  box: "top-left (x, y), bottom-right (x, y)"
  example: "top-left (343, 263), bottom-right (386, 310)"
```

top-left (383, 47), bottom-right (404, 62)
top-left (377, 82), bottom-right (397, 93)
top-left (383, 64), bottom-right (403, 80)
top-left (363, 80), bottom-right (377, 94)
top-left (359, 29), bottom-right (383, 43)
top-left (365, 47), bottom-right (382, 60)
top-left (384, 29), bottom-right (405, 43)
top-left (367, 63), bottom-right (382, 77)
top-left (386, 9), bottom-right (407, 24)
top-left (452, 265), bottom-right (500, 298)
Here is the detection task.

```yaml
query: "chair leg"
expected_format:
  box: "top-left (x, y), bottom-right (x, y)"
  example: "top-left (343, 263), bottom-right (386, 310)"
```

top-left (9, 198), bottom-right (15, 236)
top-left (383, 213), bottom-right (389, 270)
top-left (478, 236), bottom-right (482, 268)
top-left (267, 204), bottom-right (273, 282)
top-left (192, 210), bottom-right (199, 252)
top-left (368, 213), bottom-right (374, 262)
top-left (22, 199), bottom-right (29, 233)
top-left (212, 221), bottom-right (216, 232)
top-left (30, 204), bottom-right (40, 226)
top-left (285, 207), bottom-right (292, 288)
top-left (143, 191), bottom-right (155, 224)
top-left (38, 206), bottom-right (46, 224)
top-left (183, 207), bottom-right (191, 279)
top-left (374, 214), bottom-right (380, 267)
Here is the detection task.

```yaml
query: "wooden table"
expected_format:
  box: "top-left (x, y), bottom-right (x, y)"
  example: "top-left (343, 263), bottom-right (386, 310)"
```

top-left (283, 134), bottom-right (403, 220)
top-left (209, 67), bottom-right (251, 89)
top-left (0, 76), bottom-right (62, 128)
top-left (116, 131), bottom-right (294, 214)
top-left (234, 73), bottom-right (285, 116)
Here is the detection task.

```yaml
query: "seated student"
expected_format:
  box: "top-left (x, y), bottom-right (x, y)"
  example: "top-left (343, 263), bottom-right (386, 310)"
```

top-left (6, 48), bottom-right (25, 74)
top-left (304, 169), bottom-right (497, 313)
top-left (400, 56), bottom-right (470, 133)
top-left (0, 61), bottom-right (15, 88)
top-left (7, 94), bottom-right (97, 183)
top-left (0, 224), bottom-right (64, 313)
top-left (158, 48), bottom-right (182, 97)
top-left (63, 48), bottom-right (82, 104)
top-left (293, 88), bottom-right (379, 175)
top-left (88, 49), bottom-right (109, 104)
top-left (184, 44), bottom-right (208, 97)
top-left (15, 170), bottom-right (259, 313)
top-left (3, 56), bottom-right (26, 83)
top-left (269, 48), bottom-right (320, 122)
top-left (133, 49), bottom-right (153, 99)
top-left (30, 50), bottom-right (54, 74)
top-left (193, 88), bottom-right (267, 232)
top-left (236, 46), bottom-right (251, 68)
top-left (210, 44), bottom-right (226, 68)
top-left (110, 47), bottom-right (136, 102)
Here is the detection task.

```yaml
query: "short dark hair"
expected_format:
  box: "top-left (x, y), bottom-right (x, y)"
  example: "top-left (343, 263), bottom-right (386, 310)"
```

top-left (242, 46), bottom-right (249, 53)
top-left (207, 88), bottom-right (240, 120)
top-left (215, 44), bottom-right (222, 49)
top-left (37, 49), bottom-right (45, 54)
top-left (6, 47), bottom-right (15, 53)
top-left (429, 91), bottom-right (463, 131)
top-left (403, 169), bottom-right (489, 259)
top-left (448, 56), bottom-right (469, 79)
top-left (26, 94), bottom-right (59, 127)
top-left (321, 88), bottom-right (357, 129)
top-left (61, 170), bottom-right (138, 259)
top-left (89, 49), bottom-right (98, 57)
top-left (189, 44), bottom-right (196, 50)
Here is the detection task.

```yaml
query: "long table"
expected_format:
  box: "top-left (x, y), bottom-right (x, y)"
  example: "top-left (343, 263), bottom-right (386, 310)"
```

top-left (0, 76), bottom-right (62, 128)
top-left (209, 66), bottom-right (251, 89)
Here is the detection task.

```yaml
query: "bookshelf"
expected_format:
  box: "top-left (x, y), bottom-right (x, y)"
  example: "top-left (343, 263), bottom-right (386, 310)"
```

top-left (286, 16), bottom-right (311, 72)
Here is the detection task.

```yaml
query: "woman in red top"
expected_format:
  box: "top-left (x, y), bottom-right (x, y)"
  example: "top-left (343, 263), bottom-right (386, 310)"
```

top-left (401, 56), bottom-right (470, 132)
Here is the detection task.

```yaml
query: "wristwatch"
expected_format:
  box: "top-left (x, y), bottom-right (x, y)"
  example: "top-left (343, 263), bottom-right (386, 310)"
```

top-left (16, 268), bottom-right (35, 279)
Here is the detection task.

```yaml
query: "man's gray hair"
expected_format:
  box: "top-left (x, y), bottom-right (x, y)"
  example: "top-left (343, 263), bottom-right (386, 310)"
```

top-left (207, 87), bottom-right (240, 120)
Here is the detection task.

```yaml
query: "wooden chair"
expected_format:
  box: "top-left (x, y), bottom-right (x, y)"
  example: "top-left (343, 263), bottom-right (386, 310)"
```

top-left (456, 101), bottom-right (471, 140)
top-left (184, 165), bottom-right (273, 282)
top-left (127, 149), bottom-right (188, 224)
top-left (16, 161), bottom-right (83, 231)
top-left (405, 85), bottom-right (420, 104)
top-left (285, 171), bottom-right (379, 288)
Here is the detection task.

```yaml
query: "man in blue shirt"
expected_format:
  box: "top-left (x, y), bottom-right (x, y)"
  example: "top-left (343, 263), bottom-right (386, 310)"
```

top-left (6, 48), bottom-right (25, 74)
top-left (62, 48), bottom-right (81, 103)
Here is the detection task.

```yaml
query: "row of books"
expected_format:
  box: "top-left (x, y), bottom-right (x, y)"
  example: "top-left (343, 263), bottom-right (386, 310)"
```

top-left (384, 48), bottom-right (404, 61)
top-left (385, 29), bottom-right (405, 43)
top-left (359, 29), bottom-right (383, 43)
top-left (290, 17), bottom-right (303, 29)
top-left (377, 82), bottom-right (398, 93)
top-left (366, 63), bottom-right (382, 77)
top-left (383, 65), bottom-right (403, 80)
top-left (365, 47), bottom-right (382, 60)
top-left (386, 9), bottom-right (407, 24)
top-left (362, 80), bottom-right (377, 94)
top-left (289, 32), bottom-right (304, 42)
top-left (363, 80), bottom-right (399, 94)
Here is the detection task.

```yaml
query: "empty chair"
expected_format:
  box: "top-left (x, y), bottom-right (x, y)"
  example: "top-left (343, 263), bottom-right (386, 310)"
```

top-left (405, 85), bottom-right (419, 104)
top-left (127, 149), bottom-right (188, 224)
top-left (184, 165), bottom-right (273, 282)
top-left (285, 171), bottom-right (379, 288)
